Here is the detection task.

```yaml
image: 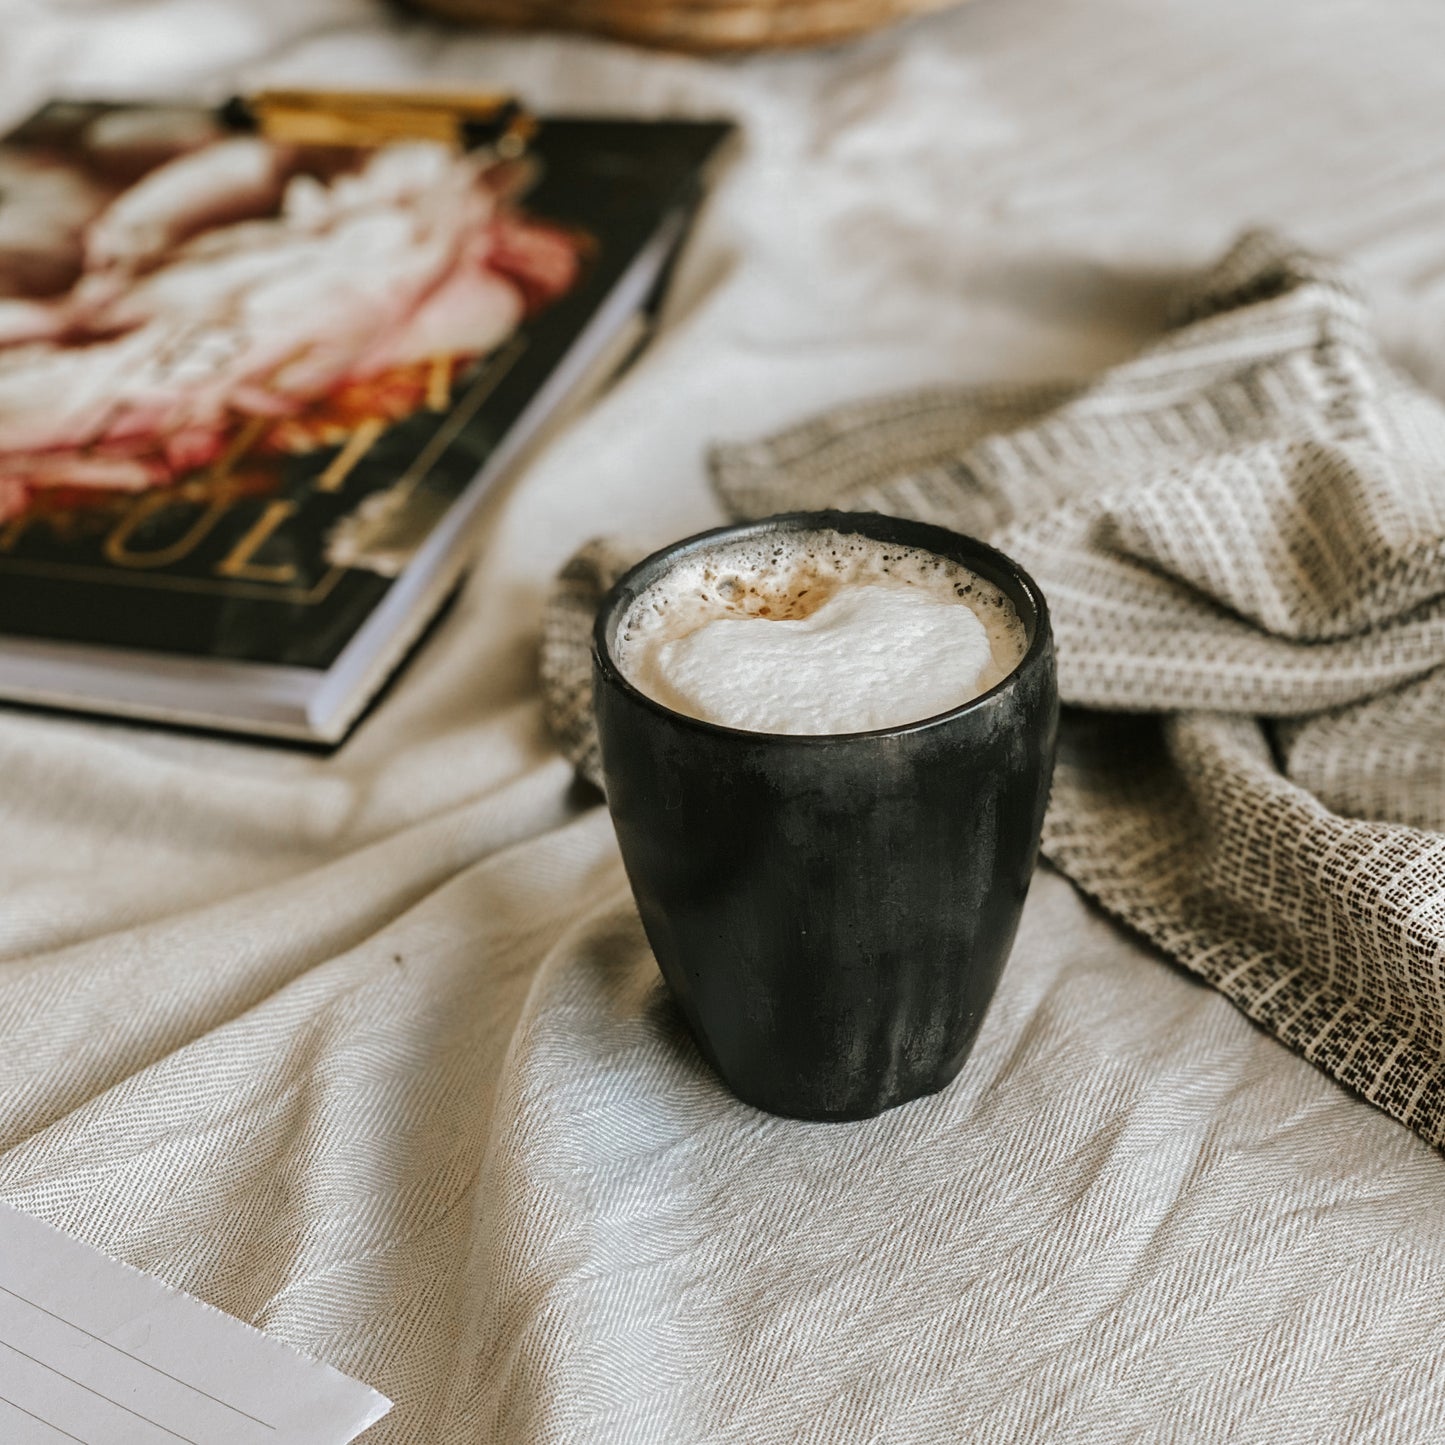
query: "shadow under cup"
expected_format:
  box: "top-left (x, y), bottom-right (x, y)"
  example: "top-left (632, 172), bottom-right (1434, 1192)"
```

top-left (592, 511), bottom-right (1059, 1122)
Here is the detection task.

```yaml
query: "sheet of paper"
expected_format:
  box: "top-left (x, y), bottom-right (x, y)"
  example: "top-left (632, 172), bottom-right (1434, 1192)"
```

top-left (0, 1201), bottom-right (391, 1445)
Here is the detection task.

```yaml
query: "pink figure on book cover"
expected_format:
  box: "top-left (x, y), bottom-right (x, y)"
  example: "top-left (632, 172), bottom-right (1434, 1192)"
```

top-left (0, 107), bottom-right (585, 522)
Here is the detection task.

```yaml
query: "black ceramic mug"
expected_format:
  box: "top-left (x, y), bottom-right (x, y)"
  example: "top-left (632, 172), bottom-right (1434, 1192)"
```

top-left (592, 510), bottom-right (1058, 1121)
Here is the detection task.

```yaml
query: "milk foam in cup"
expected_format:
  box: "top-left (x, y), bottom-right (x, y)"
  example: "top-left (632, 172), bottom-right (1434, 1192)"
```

top-left (614, 527), bottom-right (1030, 734)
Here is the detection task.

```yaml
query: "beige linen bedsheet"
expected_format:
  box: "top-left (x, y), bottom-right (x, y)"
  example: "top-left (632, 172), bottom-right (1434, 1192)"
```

top-left (3, 2), bottom-right (1445, 1440)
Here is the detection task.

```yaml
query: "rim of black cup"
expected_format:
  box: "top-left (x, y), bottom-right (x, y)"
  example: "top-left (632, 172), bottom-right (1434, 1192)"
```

top-left (593, 509), bottom-right (1052, 745)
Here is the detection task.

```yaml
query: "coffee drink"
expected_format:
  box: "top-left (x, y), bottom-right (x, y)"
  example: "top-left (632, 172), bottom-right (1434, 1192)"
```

top-left (614, 529), bottom-right (1029, 734)
top-left (593, 511), bottom-right (1057, 1122)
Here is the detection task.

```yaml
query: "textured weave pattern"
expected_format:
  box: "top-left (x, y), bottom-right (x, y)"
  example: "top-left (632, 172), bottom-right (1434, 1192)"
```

top-left (543, 232), bottom-right (1445, 1149)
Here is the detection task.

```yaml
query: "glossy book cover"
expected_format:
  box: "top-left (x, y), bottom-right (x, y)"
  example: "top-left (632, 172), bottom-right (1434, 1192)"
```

top-left (0, 100), bottom-right (729, 674)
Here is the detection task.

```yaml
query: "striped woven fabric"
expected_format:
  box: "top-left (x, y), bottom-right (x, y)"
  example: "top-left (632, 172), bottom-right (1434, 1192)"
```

top-left (542, 230), bottom-right (1445, 1149)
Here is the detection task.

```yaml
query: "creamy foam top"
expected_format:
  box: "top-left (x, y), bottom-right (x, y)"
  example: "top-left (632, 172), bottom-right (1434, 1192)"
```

top-left (614, 529), bottom-right (1029, 735)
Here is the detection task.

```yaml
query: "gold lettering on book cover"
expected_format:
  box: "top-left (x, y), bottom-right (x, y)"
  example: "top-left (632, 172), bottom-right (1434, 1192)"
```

top-left (316, 419), bottom-right (385, 494)
top-left (426, 356), bottom-right (453, 413)
top-left (0, 334), bottom-right (527, 599)
top-left (215, 500), bottom-right (300, 583)
top-left (103, 483), bottom-right (238, 570)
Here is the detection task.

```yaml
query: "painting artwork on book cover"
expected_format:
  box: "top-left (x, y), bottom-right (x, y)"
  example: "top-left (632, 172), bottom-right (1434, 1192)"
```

top-left (0, 101), bottom-right (590, 648)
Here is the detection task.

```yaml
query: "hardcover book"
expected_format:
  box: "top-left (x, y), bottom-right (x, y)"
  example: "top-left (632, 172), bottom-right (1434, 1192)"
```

top-left (0, 94), bottom-right (732, 741)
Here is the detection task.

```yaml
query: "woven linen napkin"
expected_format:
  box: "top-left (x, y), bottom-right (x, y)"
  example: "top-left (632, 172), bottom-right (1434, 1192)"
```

top-left (540, 229), bottom-right (1445, 1151)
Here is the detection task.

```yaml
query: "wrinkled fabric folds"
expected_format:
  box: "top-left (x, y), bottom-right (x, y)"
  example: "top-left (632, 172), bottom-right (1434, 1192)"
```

top-left (544, 231), bottom-right (1445, 1148)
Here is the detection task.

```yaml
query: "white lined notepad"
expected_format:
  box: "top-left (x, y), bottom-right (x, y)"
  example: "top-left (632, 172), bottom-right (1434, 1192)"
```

top-left (0, 1202), bottom-right (391, 1445)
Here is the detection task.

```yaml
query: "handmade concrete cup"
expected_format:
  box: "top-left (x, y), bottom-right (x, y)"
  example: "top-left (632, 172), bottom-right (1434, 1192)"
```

top-left (592, 510), bottom-right (1057, 1121)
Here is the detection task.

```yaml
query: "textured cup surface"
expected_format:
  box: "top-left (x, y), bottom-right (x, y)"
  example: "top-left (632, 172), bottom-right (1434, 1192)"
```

top-left (593, 510), bottom-right (1058, 1121)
